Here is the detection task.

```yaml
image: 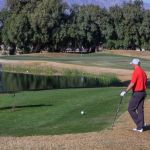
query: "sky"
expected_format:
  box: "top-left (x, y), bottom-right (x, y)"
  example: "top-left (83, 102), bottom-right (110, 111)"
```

top-left (144, 0), bottom-right (150, 3)
top-left (0, 0), bottom-right (149, 9)
top-left (0, 0), bottom-right (5, 10)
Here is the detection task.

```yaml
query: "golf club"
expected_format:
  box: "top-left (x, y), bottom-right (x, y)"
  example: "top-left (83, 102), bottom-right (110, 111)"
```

top-left (112, 96), bottom-right (124, 129)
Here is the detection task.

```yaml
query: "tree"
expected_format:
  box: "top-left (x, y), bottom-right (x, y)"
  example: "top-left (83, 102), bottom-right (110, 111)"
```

top-left (30, 0), bottom-right (67, 51)
top-left (2, 0), bottom-right (149, 53)
top-left (0, 9), bottom-right (10, 43)
top-left (109, 5), bottom-right (124, 49)
top-left (2, 13), bottom-right (32, 53)
top-left (66, 5), bottom-right (102, 50)
top-left (140, 10), bottom-right (150, 50)
top-left (6, 0), bottom-right (31, 12)
top-left (122, 0), bottom-right (144, 50)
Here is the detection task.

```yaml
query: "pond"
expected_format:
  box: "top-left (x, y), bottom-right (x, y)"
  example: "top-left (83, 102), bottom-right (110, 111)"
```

top-left (0, 71), bottom-right (121, 93)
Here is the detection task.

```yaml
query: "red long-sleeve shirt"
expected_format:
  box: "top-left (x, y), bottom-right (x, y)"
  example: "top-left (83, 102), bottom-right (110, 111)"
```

top-left (131, 66), bottom-right (147, 92)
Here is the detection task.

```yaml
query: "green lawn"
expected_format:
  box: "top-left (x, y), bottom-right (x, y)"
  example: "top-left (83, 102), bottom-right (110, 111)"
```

top-left (1, 53), bottom-right (150, 71)
top-left (0, 53), bottom-right (149, 137)
top-left (0, 87), bottom-right (132, 136)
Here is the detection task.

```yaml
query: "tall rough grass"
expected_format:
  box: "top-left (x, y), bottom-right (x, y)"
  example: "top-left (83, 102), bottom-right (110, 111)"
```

top-left (3, 64), bottom-right (58, 76)
top-left (2, 64), bottom-right (121, 87)
top-left (62, 69), bottom-right (121, 87)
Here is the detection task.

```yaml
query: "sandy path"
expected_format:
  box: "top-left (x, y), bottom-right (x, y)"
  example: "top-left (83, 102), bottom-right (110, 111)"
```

top-left (0, 100), bottom-right (150, 150)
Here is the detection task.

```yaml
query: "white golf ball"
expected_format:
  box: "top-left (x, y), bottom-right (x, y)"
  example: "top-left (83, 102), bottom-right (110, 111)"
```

top-left (81, 111), bottom-right (84, 115)
top-left (26, 70), bottom-right (29, 73)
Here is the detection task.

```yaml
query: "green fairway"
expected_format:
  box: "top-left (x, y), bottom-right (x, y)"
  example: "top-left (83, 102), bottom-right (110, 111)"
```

top-left (0, 87), bottom-right (131, 136)
top-left (0, 53), bottom-right (150, 137)
top-left (1, 53), bottom-right (150, 71)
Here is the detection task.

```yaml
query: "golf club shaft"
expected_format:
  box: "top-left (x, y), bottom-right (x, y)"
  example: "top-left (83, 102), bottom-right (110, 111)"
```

top-left (112, 97), bottom-right (123, 128)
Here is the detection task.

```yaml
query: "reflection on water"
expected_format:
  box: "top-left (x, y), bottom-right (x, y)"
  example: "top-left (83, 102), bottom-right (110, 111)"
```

top-left (0, 64), bottom-right (3, 92)
top-left (0, 71), bottom-right (121, 93)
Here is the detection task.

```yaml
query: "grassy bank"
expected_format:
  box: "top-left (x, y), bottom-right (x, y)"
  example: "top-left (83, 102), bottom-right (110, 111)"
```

top-left (1, 53), bottom-right (150, 71)
top-left (3, 63), bottom-right (58, 76)
top-left (0, 87), bottom-right (131, 136)
top-left (2, 65), bottom-right (121, 90)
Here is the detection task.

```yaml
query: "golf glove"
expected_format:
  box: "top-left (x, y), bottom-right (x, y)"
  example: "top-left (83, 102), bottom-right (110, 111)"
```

top-left (120, 91), bottom-right (126, 97)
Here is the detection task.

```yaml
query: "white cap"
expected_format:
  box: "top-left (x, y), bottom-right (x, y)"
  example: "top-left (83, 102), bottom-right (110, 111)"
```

top-left (130, 58), bottom-right (140, 65)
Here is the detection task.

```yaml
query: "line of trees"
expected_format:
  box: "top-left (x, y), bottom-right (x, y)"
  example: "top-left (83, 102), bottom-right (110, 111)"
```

top-left (0, 0), bottom-right (149, 54)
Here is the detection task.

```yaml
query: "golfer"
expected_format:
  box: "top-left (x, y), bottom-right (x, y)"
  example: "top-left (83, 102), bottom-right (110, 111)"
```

top-left (120, 58), bottom-right (147, 132)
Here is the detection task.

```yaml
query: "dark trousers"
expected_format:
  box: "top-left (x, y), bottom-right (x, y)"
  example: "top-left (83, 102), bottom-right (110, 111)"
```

top-left (128, 92), bottom-right (146, 129)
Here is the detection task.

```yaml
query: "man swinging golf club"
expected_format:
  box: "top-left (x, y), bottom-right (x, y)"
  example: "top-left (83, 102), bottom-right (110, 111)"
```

top-left (120, 58), bottom-right (147, 132)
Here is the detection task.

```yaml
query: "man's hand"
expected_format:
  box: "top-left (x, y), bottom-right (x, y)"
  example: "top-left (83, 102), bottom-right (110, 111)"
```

top-left (120, 91), bottom-right (126, 97)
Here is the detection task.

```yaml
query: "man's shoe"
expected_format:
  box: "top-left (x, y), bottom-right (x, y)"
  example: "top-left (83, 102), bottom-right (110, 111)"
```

top-left (133, 128), bottom-right (143, 132)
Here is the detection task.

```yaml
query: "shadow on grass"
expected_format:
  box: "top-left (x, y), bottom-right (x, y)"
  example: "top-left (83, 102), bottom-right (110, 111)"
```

top-left (0, 104), bottom-right (53, 110)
